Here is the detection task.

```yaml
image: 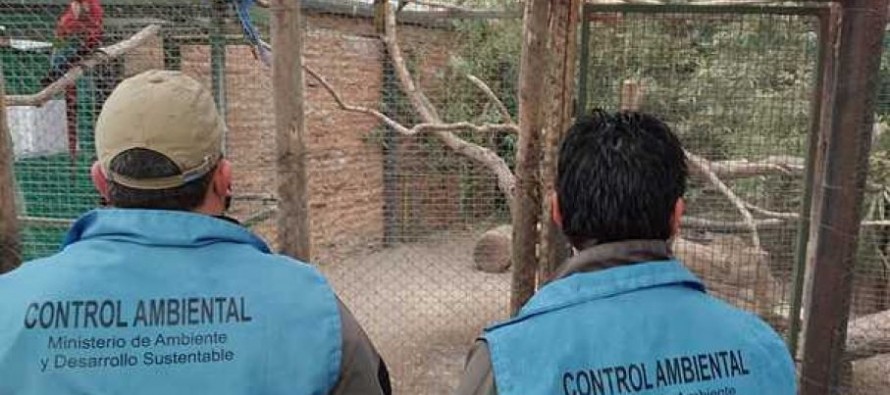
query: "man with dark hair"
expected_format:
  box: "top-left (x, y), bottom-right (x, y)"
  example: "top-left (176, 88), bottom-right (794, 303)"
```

top-left (455, 110), bottom-right (796, 395)
top-left (0, 70), bottom-right (391, 395)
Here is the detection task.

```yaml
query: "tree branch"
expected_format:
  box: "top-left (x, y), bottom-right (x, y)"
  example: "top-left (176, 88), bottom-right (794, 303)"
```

top-left (6, 24), bottom-right (161, 107)
top-left (686, 150), bottom-right (762, 249)
top-left (745, 203), bottom-right (801, 220)
top-left (383, 4), bottom-right (517, 210)
top-left (404, 0), bottom-right (480, 12)
top-left (304, 64), bottom-right (412, 135)
top-left (682, 216), bottom-right (787, 232)
top-left (466, 74), bottom-right (514, 124)
top-left (305, 64), bottom-right (519, 137)
top-left (709, 156), bottom-right (804, 180)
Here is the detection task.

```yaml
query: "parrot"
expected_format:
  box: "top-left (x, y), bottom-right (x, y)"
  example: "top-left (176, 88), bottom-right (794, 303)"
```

top-left (229, 0), bottom-right (272, 67)
top-left (44, 0), bottom-right (104, 168)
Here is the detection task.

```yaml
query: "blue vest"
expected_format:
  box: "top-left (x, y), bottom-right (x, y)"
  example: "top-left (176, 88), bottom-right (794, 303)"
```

top-left (0, 209), bottom-right (342, 395)
top-left (483, 260), bottom-right (796, 395)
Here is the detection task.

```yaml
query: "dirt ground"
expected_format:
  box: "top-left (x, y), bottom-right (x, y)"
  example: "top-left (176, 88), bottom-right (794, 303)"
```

top-left (318, 233), bottom-right (511, 395)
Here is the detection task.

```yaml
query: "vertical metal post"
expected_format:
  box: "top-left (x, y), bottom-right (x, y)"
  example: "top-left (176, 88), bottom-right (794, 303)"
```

top-left (271, 0), bottom-right (310, 261)
top-left (577, 7), bottom-right (591, 116)
top-left (376, 0), bottom-right (399, 246)
top-left (800, 1), bottom-right (889, 393)
top-left (163, 37), bottom-right (182, 71)
top-left (210, 0), bottom-right (228, 121)
top-left (381, 53), bottom-right (399, 246)
top-left (787, 5), bottom-right (837, 357)
top-left (0, 61), bottom-right (22, 273)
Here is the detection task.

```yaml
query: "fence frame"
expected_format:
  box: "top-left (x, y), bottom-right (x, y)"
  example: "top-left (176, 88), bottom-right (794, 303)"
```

top-left (799, 0), bottom-right (889, 393)
top-left (577, 2), bottom-right (888, 393)
top-left (578, 3), bottom-right (832, 346)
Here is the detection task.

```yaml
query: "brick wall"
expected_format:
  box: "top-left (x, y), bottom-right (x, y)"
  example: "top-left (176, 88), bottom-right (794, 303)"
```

top-left (123, 12), bottom-right (489, 258)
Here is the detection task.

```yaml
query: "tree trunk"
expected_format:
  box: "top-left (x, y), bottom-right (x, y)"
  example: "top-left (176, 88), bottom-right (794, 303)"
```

top-left (271, 0), bottom-right (310, 261)
top-left (511, 0), bottom-right (550, 314)
top-left (539, 0), bottom-right (581, 283)
top-left (800, 1), bottom-right (889, 392)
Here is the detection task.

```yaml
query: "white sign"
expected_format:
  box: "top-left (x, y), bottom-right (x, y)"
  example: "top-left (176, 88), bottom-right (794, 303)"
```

top-left (7, 100), bottom-right (70, 160)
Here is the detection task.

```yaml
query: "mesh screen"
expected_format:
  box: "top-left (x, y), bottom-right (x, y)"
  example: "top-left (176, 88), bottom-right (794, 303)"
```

top-left (2, 1), bottom-right (889, 394)
top-left (1, 1), bottom-right (516, 393)
top-left (843, 22), bottom-right (890, 395)
top-left (581, 5), bottom-right (818, 335)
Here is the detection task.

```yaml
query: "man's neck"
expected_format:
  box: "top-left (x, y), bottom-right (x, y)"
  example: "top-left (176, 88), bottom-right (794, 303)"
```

top-left (553, 240), bottom-right (674, 281)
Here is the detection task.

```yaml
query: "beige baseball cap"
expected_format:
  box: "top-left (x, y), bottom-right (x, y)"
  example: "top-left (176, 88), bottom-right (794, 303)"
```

top-left (96, 70), bottom-right (225, 190)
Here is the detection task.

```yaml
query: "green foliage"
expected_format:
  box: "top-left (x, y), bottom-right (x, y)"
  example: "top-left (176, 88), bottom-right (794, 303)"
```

top-left (580, 14), bottom-right (817, 219)
top-left (584, 15), bottom-right (816, 161)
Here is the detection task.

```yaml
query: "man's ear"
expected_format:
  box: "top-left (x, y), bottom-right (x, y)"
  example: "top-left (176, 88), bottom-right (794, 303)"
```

top-left (670, 197), bottom-right (686, 238)
top-left (90, 162), bottom-right (109, 200)
top-left (212, 159), bottom-right (232, 199)
top-left (550, 191), bottom-right (564, 229)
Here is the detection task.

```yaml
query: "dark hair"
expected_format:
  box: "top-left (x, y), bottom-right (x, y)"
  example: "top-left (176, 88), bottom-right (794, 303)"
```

top-left (556, 110), bottom-right (687, 247)
top-left (106, 148), bottom-right (214, 211)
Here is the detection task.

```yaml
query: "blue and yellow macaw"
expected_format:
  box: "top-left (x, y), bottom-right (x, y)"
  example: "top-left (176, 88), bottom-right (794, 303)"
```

top-left (229, 0), bottom-right (271, 67)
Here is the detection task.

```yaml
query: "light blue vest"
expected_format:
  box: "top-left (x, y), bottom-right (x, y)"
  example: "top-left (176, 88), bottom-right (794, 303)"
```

top-left (0, 209), bottom-right (341, 395)
top-left (483, 260), bottom-right (796, 395)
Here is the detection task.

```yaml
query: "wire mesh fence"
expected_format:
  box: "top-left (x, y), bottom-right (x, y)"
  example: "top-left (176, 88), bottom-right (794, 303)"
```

top-left (1, 1), bottom-right (889, 394)
top-left (841, 21), bottom-right (890, 395)
top-left (1, 1), bottom-right (518, 393)
top-left (581, 3), bottom-right (820, 334)
top-left (301, 3), bottom-right (518, 392)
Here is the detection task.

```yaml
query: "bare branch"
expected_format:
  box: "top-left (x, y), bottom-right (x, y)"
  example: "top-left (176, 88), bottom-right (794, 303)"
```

top-left (383, 8), bottom-right (439, 122)
top-left (383, 4), bottom-right (516, 210)
top-left (689, 0), bottom-right (783, 4)
top-left (745, 203), bottom-right (801, 220)
top-left (404, 0), bottom-right (480, 12)
top-left (410, 122), bottom-right (519, 135)
top-left (473, 101), bottom-right (493, 124)
top-left (686, 150), bottom-right (762, 249)
top-left (6, 25), bottom-right (161, 107)
top-left (304, 64), bottom-right (412, 134)
top-left (682, 216), bottom-right (787, 232)
top-left (19, 216), bottom-right (74, 227)
top-left (709, 156), bottom-right (805, 180)
top-left (305, 64), bottom-right (518, 137)
top-left (401, 0), bottom-right (515, 15)
top-left (466, 74), bottom-right (514, 124)
top-left (863, 220), bottom-right (890, 227)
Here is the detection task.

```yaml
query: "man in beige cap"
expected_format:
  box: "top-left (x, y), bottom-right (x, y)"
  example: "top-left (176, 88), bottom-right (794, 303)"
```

top-left (0, 70), bottom-right (391, 395)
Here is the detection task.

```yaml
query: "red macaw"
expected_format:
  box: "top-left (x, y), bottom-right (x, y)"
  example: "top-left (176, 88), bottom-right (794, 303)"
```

top-left (45, 0), bottom-right (103, 165)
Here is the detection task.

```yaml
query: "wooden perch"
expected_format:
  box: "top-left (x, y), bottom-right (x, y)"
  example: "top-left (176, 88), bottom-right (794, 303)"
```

top-left (6, 24), bottom-right (161, 107)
